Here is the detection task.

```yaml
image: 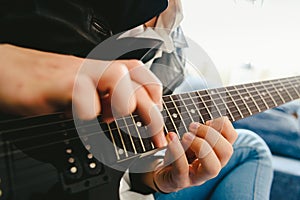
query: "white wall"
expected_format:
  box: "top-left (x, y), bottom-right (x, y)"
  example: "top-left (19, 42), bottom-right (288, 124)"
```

top-left (181, 0), bottom-right (300, 84)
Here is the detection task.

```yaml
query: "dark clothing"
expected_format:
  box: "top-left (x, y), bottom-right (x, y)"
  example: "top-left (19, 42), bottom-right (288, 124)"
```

top-left (0, 0), bottom-right (168, 56)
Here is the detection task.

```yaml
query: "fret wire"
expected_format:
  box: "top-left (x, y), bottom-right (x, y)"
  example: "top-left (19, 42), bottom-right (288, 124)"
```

top-left (130, 114), bottom-right (146, 152)
top-left (179, 94), bottom-right (195, 123)
top-left (225, 87), bottom-right (244, 118)
top-left (268, 80), bottom-right (285, 104)
top-left (288, 79), bottom-right (300, 97)
top-left (214, 88), bottom-right (235, 121)
top-left (259, 81), bottom-right (278, 106)
top-left (162, 99), bottom-right (180, 138)
top-left (207, 90), bottom-right (223, 117)
top-left (114, 120), bottom-right (129, 157)
top-left (277, 80), bottom-right (293, 100)
top-left (242, 84), bottom-right (261, 112)
top-left (274, 77), bottom-right (297, 99)
top-left (122, 117), bottom-right (137, 154)
top-left (251, 83), bottom-right (269, 109)
top-left (286, 77), bottom-right (300, 94)
top-left (107, 123), bottom-right (120, 160)
top-left (286, 79), bottom-right (300, 98)
top-left (188, 92), bottom-right (205, 123)
top-left (196, 90), bottom-right (213, 120)
top-left (264, 81), bottom-right (287, 102)
top-left (170, 95), bottom-right (188, 135)
top-left (234, 86), bottom-right (252, 115)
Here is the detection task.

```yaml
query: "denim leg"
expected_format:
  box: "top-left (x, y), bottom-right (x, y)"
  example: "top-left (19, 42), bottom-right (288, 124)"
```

top-left (154, 129), bottom-right (273, 200)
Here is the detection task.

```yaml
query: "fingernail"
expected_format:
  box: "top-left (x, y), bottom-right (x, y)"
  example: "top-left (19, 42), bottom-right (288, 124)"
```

top-left (183, 132), bottom-right (195, 142)
top-left (206, 120), bottom-right (212, 126)
top-left (189, 122), bottom-right (200, 132)
top-left (167, 132), bottom-right (177, 142)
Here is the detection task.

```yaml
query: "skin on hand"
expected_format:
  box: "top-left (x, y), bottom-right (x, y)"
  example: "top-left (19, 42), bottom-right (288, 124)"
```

top-left (145, 117), bottom-right (238, 193)
top-left (0, 44), bottom-right (167, 147)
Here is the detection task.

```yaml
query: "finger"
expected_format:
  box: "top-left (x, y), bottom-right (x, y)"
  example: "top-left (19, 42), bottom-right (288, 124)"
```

top-left (206, 117), bottom-right (238, 144)
top-left (100, 62), bottom-right (137, 118)
top-left (125, 61), bottom-right (163, 110)
top-left (189, 123), bottom-right (233, 167)
top-left (78, 59), bottom-right (137, 118)
top-left (155, 132), bottom-right (189, 192)
top-left (133, 82), bottom-right (167, 147)
top-left (182, 132), bottom-right (221, 184)
top-left (118, 60), bottom-right (162, 109)
top-left (72, 74), bottom-right (101, 120)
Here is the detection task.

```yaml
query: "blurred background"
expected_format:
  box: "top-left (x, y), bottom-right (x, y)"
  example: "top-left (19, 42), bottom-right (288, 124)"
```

top-left (181, 0), bottom-right (300, 85)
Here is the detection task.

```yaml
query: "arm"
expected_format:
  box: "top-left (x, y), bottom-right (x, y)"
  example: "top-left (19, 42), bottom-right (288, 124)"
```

top-left (0, 43), bottom-right (167, 146)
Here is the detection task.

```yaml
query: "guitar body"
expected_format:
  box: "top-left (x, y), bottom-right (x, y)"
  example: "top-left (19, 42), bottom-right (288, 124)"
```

top-left (0, 113), bottom-right (132, 200)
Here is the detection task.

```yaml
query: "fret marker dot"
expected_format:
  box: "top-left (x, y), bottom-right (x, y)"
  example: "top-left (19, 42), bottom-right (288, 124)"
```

top-left (190, 109), bottom-right (195, 114)
top-left (261, 92), bottom-right (266, 96)
top-left (70, 166), bottom-right (77, 174)
top-left (210, 90), bottom-right (215, 95)
top-left (118, 149), bottom-right (124, 155)
top-left (87, 153), bottom-right (93, 159)
top-left (68, 157), bottom-right (75, 164)
top-left (66, 149), bottom-right (72, 154)
top-left (136, 121), bottom-right (142, 127)
top-left (172, 113), bottom-right (178, 118)
top-left (244, 96), bottom-right (249, 101)
top-left (89, 162), bottom-right (97, 169)
top-left (279, 88), bottom-right (283, 91)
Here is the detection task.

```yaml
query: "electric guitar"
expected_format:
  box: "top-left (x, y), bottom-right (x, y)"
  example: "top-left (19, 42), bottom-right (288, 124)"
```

top-left (0, 75), bottom-right (299, 200)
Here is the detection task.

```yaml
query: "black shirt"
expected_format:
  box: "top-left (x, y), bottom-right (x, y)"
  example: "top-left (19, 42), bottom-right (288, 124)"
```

top-left (0, 0), bottom-right (168, 56)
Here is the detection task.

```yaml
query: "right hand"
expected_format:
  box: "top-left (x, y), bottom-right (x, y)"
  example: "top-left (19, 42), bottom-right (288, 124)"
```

top-left (0, 44), bottom-right (167, 147)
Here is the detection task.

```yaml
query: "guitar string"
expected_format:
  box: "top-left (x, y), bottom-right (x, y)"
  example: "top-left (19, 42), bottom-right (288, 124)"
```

top-left (1, 75), bottom-right (298, 128)
top-left (0, 80), bottom-right (299, 150)
top-left (3, 93), bottom-right (298, 176)
top-left (1, 77), bottom-right (299, 134)
top-left (1, 78), bottom-right (298, 156)
top-left (1, 80), bottom-right (297, 144)
top-left (1, 87), bottom-right (299, 162)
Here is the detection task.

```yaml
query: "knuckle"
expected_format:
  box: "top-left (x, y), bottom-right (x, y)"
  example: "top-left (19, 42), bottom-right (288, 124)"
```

top-left (129, 59), bottom-right (144, 67)
top-left (110, 62), bottom-right (129, 76)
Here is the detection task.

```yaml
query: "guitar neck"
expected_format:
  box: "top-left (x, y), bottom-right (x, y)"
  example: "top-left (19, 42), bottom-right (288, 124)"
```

top-left (1, 76), bottom-right (299, 164)
top-left (164, 75), bottom-right (300, 125)
top-left (104, 75), bottom-right (300, 162)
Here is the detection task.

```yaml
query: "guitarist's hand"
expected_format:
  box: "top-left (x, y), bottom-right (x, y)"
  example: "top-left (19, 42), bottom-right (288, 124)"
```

top-left (0, 44), bottom-right (167, 147)
top-left (145, 117), bottom-right (238, 193)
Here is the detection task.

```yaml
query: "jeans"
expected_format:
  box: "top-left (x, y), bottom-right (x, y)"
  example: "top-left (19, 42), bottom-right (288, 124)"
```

top-left (154, 129), bottom-right (273, 200)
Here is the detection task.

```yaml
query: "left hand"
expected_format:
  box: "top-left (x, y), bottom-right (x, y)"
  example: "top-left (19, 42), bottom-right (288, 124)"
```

top-left (147, 117), bottom-right (238, 193)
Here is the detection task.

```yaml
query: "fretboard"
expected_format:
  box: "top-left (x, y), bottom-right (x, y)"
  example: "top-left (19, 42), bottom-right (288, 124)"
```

top-left (105, 75), bottom-right (300, 162)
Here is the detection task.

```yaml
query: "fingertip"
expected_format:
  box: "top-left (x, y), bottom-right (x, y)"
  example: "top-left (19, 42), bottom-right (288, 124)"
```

top-left (167, 132), bottom-right (178, 142)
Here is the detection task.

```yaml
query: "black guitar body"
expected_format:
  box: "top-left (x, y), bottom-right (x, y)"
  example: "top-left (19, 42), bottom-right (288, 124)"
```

top-left (0, 113), bottom-right (133, 200)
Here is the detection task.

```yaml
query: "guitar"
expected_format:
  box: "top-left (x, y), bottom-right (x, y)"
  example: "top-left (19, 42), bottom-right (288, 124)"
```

top-left (0, 75), bottom-right (299, 200)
